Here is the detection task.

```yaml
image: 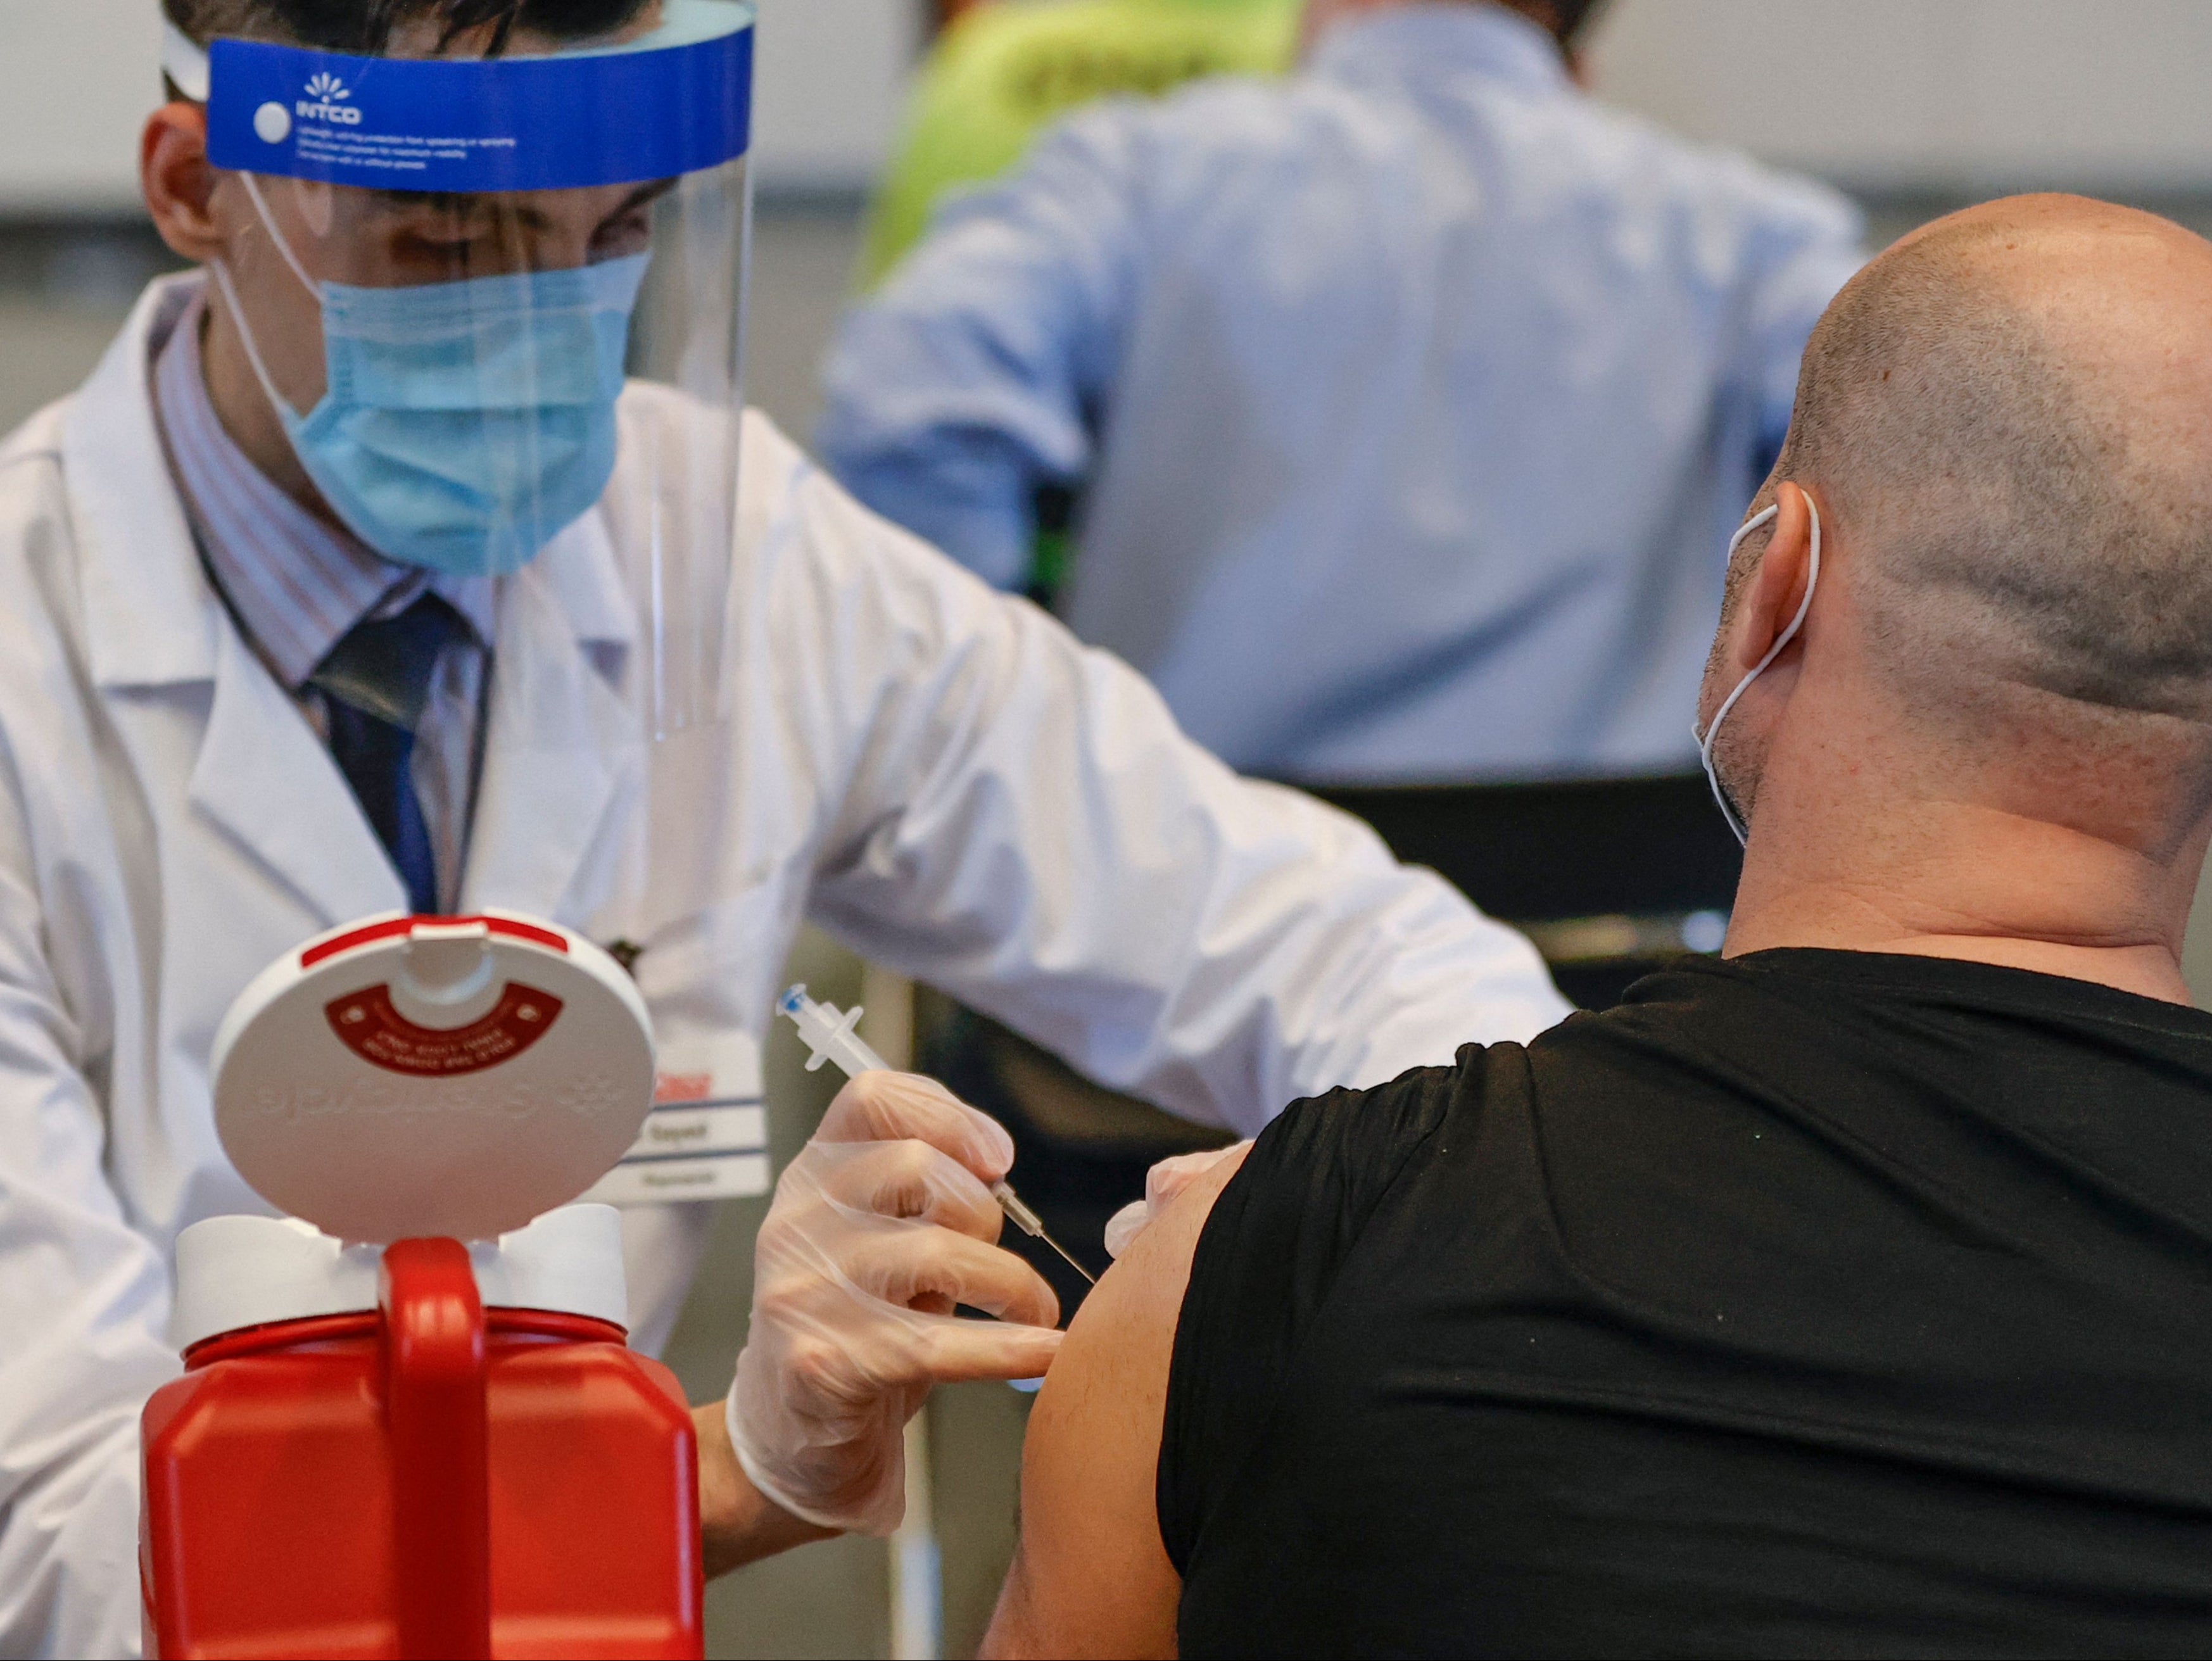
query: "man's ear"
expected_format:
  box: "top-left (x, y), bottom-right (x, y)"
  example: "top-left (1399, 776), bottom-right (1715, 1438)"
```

top-left (142, 103), bottom-right (225, 265)
top-left (1728, 479), bottom-right (1819, 679)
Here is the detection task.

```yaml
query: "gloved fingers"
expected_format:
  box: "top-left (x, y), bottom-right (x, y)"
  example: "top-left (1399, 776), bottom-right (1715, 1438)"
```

top-left (1146, 1142), bottom-right (1254, 1210)
top-left (816, 1070), bottom-right (1016, 1183)
top-left (1104, 1142), bottom-right (1256, 1260)
top-left (837, 1224), bottom-right (1061, 1330)
top-left (800, 1137), bottom-right (1004, 1242)
top-left (750, 1304), bottom-right (1061, 1399)
top-left (911, 1318), bottom-right (1064, 1386)
top-left (1103, 1198), bottom-right (1150, 1261)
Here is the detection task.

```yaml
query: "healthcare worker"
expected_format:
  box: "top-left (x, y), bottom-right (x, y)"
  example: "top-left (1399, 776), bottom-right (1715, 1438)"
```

top-left (0, 1), bottom-right (1567, 1652)
top-left (819, 0), bottom-right (1870, 785)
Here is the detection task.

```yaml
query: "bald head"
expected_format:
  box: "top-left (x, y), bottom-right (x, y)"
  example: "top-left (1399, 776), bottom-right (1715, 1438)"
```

top-left (1770, 195), bottom-right (2212, 726)
top-left (1702, 197), bottom-right (2212, 998)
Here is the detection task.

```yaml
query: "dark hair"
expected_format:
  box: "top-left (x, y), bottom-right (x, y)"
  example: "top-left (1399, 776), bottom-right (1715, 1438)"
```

top-left (1554, 0), bottom-right (1607, 42)
top-left (163, 0), bottom-right (648, 54)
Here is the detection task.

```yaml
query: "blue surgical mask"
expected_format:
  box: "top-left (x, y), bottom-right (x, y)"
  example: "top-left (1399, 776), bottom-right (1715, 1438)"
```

top-left (1691, 497), bottom-right (1823, 847)
top-left (215, 184), bottom-right (647, 578)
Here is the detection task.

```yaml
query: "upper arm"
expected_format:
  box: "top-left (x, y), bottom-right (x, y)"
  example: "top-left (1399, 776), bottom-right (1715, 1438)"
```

top-left (983, 1145), bottom-right (1253, 1660)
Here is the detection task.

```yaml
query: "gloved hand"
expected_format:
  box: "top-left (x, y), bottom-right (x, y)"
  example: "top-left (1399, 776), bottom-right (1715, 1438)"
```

top-left (1103, 1142), bottom-right (1255, 1260)
top-left (728, 1070), bottom-right (1063, 1537)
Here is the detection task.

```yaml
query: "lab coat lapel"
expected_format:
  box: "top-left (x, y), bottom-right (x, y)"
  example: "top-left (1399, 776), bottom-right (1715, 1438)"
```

top-left (66, 274), bottom-right (405, 927)
top-left (462, 510), bottom-right (640, 926)
top-left (189, 619), bottom-right (407, 924)
top-left (66, 276), bottom-right (224, 692)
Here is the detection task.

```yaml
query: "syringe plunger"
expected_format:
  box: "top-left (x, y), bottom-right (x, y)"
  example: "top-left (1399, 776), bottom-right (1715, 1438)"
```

top-left (779, 984), bottom-right (890, 1076)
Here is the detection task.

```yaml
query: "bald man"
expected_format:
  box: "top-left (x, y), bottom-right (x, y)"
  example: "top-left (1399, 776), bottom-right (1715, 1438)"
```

top-left (984, 195), bottom-right (2212, 1658)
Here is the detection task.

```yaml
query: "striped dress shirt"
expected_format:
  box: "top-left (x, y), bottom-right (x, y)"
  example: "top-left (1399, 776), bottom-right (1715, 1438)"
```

top-left (150, 287), bottom-right (495, 911)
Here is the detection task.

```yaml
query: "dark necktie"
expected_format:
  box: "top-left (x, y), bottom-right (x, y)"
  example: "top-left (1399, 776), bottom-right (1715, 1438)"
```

top-left (309, 593), bottom-right (465, 916)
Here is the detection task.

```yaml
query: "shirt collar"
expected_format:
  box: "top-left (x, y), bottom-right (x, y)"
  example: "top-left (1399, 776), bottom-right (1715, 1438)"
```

top-left (1310, 1), bottom-right (1570, 96)
top-left (150, 291), bottom-right (496, 690)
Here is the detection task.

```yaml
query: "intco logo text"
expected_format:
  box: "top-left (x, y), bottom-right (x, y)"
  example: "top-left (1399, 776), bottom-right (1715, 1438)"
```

top-left (298, 72), bottom-right (362, 124)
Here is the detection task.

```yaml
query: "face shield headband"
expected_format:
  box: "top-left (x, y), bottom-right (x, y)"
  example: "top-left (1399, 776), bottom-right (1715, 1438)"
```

top-left (164, 2), bottom-right (754, 188)
top-left (1691, 496), bottom-right (1823, 847)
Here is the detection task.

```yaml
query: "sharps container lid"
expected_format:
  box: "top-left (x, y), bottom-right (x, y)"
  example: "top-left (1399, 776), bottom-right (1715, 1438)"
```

top-left (169, 1204), bottom-right (633, 1351)
top-left (211, 911), bottom-right (655, 1244)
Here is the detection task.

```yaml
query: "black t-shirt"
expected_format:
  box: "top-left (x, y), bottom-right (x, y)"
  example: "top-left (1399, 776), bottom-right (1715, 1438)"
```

top-left (1160, 950), bottom-right (2212, 1658)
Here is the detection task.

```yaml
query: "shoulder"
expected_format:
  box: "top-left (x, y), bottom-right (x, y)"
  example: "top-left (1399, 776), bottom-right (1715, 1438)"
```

top-left (971, 70), bottom-right (1325, 217)
top-left (1542, 92), bottom-right (1866, 262)
top-left (1184, 1054), bottom-right (1488, 1283)
top-left (1204, 1057), bottom-right (1471, 1258)
top-left (0, 398), bottom-right (72, 476)
top-left (1156, 1056), bottom-right (1496, 1558)
top-left (0, 400), bottom-right (77, 535)
top-left (990, 1052), bottom-right (1518, 1653)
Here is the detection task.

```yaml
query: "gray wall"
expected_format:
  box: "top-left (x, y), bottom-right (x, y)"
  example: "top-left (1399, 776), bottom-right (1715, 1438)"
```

top-left (1587, 0), bottom-right (2212, 196)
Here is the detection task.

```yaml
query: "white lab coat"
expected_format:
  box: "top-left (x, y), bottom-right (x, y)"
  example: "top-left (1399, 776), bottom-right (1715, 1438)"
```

top-left (0, 275), bottom-right (1566, 1656)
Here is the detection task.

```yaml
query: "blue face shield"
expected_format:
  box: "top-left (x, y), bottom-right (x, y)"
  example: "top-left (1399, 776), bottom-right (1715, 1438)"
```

top-left (216, 231), bottom-right (649, 578)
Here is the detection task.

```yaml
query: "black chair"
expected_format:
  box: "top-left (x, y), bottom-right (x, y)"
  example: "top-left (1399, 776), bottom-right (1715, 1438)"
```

top-left (929, 772), bottom-right (1743, 1311)
top-left (1311, 772), bottom-right (1743, 1009)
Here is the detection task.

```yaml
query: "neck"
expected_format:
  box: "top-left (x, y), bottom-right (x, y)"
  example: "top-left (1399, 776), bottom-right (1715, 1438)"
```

top-left (1726, 711), bottom-right (2211, 1007)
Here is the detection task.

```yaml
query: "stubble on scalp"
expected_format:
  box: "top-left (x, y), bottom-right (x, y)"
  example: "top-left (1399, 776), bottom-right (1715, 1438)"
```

top-left (1730, 197), bottom-right (2212, 733)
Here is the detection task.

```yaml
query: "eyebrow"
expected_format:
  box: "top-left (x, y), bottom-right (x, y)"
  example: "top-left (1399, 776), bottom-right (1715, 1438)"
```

top-left (363, 177), bottom-right (679, 229)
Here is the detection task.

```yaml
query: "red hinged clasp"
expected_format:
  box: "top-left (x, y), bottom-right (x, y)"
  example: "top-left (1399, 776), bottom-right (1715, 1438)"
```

top-left (380, 1237), bottom-right (491, 1661)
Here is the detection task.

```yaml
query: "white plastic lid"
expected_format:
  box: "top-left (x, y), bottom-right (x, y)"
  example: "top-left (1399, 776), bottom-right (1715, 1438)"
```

top-left (171, 1203), bottom-right (631, 1352)
top-left (210, 911), bottom-right (656, 1244)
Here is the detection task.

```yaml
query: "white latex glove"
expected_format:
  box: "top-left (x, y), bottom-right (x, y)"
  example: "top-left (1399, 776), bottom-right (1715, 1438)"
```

top-left (1103, 1142), bottom-right (1256, 1260)
top-left (728, 1070), bottom-right (1063, 1536)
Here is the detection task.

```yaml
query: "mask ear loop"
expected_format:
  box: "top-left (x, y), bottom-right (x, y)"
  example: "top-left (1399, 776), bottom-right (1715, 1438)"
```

top-left (208, 172), bottom-right (329, 429)
top-left (1693, 496), bottom-right (1822, 846)
top-left (234, 172), bottom-right (324, 302)
top-left (207, 258), bottom-right (305, 430)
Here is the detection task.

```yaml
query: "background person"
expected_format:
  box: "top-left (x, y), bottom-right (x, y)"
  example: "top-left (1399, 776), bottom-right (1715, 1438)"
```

top-left (986, 196), bottom-right (2212, 1657)
top-left (819, 0), bottom-right (1866, 786)
top-left (862, 0), bottom-right (1301, 290)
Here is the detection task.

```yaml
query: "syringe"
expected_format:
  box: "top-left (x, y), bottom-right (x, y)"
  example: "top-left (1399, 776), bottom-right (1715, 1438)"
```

top-left (778, 984), bottom-right (1097, 1287)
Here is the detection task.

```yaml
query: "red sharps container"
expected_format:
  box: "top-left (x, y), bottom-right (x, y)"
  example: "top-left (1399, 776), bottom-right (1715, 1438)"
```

top-left (141, 913), bottom-right (704, 1660)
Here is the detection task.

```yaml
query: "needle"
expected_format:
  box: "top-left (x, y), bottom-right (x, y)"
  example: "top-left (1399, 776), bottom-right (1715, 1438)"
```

top-left (990, 1180), bottom-right (1097, 1286)
top-left (780, 983), bottom-right (1099, 1287)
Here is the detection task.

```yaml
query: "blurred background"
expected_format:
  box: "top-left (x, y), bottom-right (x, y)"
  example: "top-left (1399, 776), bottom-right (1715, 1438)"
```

top-left (4, 1), bottom-right (2209, 1655)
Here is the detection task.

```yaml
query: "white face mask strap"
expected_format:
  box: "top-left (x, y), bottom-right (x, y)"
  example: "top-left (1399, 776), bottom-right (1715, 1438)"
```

top-left (207, 257), bottom-right (303, 427)
top-left (1693, 496), bottom-right (1823, 846)
top-left (236, 173), bottom-right (326, 305)
top-left (207, 173), bottom-right (327, 426)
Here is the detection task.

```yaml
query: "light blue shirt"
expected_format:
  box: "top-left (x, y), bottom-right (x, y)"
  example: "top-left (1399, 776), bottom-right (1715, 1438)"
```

top-left (819, 3), bottom-right (1866, 785)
